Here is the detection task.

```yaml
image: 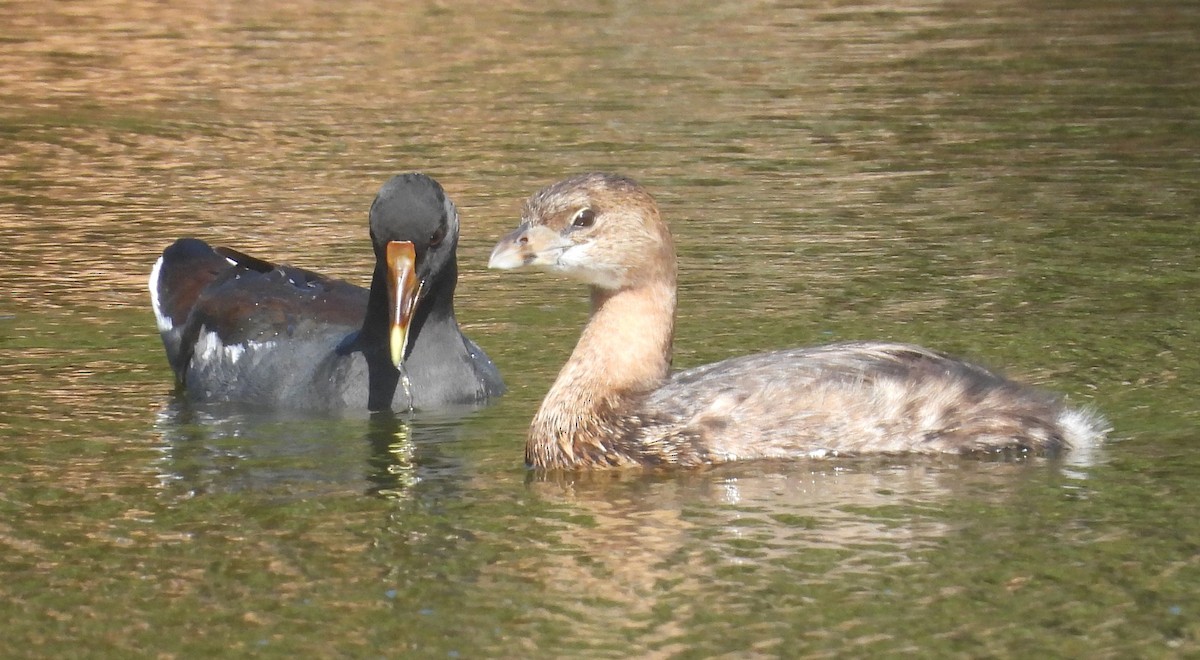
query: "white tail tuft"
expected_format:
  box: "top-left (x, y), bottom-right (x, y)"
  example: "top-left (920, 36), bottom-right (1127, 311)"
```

top-left (1058, 406), bottom-right (1111, 468)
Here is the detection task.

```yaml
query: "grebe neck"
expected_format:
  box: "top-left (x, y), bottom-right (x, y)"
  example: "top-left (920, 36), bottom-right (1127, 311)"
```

top-left (528, 278), bottom-right (676, 468)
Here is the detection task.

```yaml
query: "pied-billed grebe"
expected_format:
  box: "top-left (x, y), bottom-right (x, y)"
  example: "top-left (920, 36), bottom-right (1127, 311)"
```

top-left (488, 172), bottom-right (1108, 469)
top-left (150, 173), bottom-right (504, 411)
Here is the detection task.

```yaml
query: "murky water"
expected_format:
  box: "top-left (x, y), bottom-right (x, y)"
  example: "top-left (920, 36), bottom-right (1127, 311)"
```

top-left (2, 0), bottom-right (1198, 656)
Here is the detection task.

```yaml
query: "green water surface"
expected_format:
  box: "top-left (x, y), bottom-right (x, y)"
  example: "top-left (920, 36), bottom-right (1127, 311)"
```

top-left (1, 0), bottom-right (1198, 656)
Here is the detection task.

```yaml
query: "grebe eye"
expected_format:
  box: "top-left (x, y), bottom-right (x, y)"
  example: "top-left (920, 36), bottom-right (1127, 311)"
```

top-left (571, 208), bottom-right (596, 228)
top-left (429, 225), bottom-right (447, 247)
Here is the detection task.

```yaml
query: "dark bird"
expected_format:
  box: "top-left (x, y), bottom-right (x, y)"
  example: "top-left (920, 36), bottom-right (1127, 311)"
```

top-left (150, 173), bottom-right (504, 411)
top-left (488, 172), bottom-right (1107, 469)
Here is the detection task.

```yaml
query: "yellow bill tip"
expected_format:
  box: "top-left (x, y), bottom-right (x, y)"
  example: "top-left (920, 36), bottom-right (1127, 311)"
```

top-left (390, 324), bottom-right (407, 368)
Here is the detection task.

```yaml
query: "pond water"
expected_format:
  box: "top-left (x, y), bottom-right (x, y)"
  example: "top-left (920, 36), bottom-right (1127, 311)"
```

top-left (2, 0), bottom-right (1198, 656)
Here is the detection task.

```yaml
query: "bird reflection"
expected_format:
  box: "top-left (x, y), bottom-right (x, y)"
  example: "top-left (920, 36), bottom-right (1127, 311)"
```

top-left (152, 396), bottom-right (479, 499)
top-left (364, 413), bottom-right (420, 498)
top-left (507, 456), bottom-right (1100, 627)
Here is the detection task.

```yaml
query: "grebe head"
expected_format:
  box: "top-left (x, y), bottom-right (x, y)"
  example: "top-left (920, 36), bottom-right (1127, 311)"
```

top-left (488, 172), bottom-right (675, 291)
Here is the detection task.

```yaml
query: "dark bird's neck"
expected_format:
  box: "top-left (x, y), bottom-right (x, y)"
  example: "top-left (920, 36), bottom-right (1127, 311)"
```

top-left (358, 259), bottom-right (461, 410)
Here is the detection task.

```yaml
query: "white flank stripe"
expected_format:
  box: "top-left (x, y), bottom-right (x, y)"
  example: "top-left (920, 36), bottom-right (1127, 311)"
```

top-left (148, 256), bottom-right (173, 333)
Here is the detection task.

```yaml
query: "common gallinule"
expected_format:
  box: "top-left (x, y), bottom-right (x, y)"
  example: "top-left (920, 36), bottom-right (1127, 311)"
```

top-left (151, 173), bottom-right (504, 411)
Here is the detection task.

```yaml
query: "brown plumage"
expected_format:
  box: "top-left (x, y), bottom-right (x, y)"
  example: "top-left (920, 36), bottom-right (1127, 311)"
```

top-left (489, 173), bottom-right (1108, 470)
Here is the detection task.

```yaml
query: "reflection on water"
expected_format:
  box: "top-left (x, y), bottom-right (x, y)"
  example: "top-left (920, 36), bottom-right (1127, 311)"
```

top-left (523, 463), bottom-right (955, 609)
top-left (526, 457), bottom-right (1072, 582)
top-left (459, 456), bottom-right (1110, 654)
top-left (2, 0), bottom-right (1198, 656)
top-left (152, 399), bottom-right (478, 499)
